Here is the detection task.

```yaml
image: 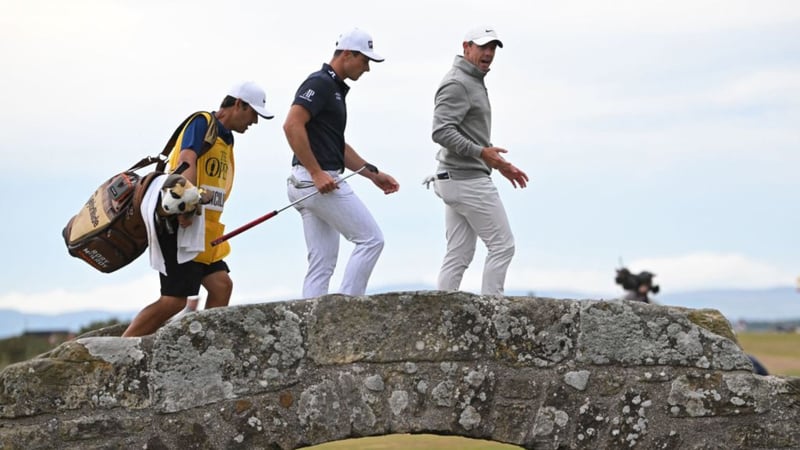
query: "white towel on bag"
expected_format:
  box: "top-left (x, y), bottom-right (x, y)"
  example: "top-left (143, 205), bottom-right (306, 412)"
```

top-left (141, 174), bottom-right (168, 275)
top-left (177, 211), bottom-right (205, 263)
top-left (140, 174), bottom-right (205, 275)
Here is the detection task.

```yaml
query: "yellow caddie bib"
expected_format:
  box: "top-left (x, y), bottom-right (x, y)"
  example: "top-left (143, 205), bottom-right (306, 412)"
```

top-left (167, 112), bottom-right (235, 264)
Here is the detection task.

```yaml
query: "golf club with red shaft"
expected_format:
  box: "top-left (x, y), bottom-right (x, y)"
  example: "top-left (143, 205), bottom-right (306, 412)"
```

top-left (210, 166), bottom-right (366, 246)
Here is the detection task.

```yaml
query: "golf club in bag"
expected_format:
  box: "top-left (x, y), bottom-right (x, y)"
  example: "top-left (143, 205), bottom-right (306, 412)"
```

top-left (211, 165), bottom-right (366, 246)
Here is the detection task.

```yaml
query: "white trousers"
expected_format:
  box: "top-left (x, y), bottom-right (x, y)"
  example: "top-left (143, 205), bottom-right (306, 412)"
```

top-left (287, 166), bottom-right (384, 298)
top-left (434, 175), bottom-right (515, 295)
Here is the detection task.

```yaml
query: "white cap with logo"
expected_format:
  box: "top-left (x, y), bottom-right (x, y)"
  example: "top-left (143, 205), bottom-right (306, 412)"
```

top-left (463, 26), bottom-right (504, 48)
top-left (335, 28), bottom-right (385, 62)
top-left (228, 81), bottom-right (274, 119)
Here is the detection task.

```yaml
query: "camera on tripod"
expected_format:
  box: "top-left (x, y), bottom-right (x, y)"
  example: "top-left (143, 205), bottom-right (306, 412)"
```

top-left (615, 267), bottom-right (660, 297)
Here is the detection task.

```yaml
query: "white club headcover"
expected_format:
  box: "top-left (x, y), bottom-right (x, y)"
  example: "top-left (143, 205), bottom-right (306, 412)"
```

top-left (160, 174), bottom-right (201, 215)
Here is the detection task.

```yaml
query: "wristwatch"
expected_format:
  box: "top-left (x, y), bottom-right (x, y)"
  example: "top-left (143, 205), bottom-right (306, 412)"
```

top-left (364, 163), bottom-right (379, 174)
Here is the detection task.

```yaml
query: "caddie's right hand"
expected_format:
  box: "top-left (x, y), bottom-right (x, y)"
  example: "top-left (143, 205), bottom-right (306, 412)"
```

top-left (312, 171), bottom-right (337, 194)
top-left (177, 213), bottom-right (194, 228)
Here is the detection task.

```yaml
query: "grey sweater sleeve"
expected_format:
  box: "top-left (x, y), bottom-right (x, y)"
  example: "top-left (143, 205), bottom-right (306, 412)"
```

top-left (432, 80), bottom-right (484, 159)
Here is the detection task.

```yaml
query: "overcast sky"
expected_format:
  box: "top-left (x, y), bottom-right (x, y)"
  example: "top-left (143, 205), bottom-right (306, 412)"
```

top-left (1, 0), bottom-right (799, 314)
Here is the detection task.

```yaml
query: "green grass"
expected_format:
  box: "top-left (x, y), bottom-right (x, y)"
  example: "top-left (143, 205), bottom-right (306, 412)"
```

top-left (306, 434), bottom-right (521, 449)
top-left (737, 331), bottom-right (800, 376)
top-left (0, 335), bottom-right (59, 369)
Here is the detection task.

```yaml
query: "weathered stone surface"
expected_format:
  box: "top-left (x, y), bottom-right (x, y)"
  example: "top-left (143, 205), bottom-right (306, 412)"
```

top-left (1, 291), bottom-right (798, 449)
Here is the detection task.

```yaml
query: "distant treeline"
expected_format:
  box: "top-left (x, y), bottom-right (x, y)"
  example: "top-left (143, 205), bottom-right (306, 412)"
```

top-left (0, 319), bottom-right (122, 370)
top-left (738, 319), bottom-right (800, 332)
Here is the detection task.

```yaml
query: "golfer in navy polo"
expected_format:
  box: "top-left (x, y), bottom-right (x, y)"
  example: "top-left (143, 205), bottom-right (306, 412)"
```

top-left (283, 28), bottom-right (400, 298)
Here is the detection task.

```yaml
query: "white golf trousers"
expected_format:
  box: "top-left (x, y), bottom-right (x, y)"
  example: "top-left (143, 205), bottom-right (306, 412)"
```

top-left (287, 165), bottom-right (384, 298)
top-left (434, 175), bottom-right (515, 295)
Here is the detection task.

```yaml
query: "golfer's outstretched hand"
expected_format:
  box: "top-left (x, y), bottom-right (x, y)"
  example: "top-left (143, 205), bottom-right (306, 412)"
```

top-left (481, 146), bottom-right (529, 189)
top-left (372, 172), bottom-right (400, 195)
top-left (499, 164), bottom-right (529, 189)
top-left (480, 146), bottom-right (509, 169)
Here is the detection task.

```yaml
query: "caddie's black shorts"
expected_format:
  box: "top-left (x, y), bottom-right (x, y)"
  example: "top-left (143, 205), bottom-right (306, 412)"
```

top-left (157, 227), bottom-right (230, 297)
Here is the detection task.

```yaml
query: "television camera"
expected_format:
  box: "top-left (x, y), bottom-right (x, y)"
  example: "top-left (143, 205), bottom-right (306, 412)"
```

top-left (615, 267), bottom-right (660, 302)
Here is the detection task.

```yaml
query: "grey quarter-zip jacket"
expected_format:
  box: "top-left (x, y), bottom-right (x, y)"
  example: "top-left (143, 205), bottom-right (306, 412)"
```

top-left (432, 55), bottom-right (493, 179)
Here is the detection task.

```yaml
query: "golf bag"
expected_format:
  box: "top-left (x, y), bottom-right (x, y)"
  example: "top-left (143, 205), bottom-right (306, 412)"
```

top-left (62, 111), bottom-right (217, 273)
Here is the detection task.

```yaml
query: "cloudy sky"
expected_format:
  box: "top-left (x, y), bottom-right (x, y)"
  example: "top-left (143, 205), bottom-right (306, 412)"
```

top-left (1, 0), bottom-right (799, 314)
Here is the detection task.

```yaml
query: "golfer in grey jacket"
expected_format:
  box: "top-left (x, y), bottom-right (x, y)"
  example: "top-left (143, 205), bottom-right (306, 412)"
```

top-left (431, 26), bottom-right (529, 295)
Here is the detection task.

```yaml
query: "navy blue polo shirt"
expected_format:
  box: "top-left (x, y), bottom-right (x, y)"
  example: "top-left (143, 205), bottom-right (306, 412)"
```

top-left (290, 63), bottom-right (350, 171)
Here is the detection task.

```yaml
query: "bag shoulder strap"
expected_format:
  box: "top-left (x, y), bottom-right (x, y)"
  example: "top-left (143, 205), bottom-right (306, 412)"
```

top-left (127, 111), bottom-right (218, 173)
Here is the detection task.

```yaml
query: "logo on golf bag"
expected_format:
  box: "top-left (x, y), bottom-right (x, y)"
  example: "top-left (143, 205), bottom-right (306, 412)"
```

top-left (62, 172), bottom-right (156, 273)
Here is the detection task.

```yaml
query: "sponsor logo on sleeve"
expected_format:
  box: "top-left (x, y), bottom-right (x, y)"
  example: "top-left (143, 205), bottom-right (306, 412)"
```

top-left (299, 89), bottom-right (315, 102)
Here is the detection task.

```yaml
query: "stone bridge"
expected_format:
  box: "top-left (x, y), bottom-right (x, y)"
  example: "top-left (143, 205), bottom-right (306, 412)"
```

top-left (1, 291), bottom-right (799, 449)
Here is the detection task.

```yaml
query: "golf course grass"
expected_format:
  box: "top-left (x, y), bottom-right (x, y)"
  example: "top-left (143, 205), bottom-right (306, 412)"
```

top-left (737, 331), bottom-right (800, 376)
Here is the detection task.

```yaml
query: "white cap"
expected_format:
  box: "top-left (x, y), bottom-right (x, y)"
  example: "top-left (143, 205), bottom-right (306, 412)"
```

top-left (227, 81), bottom-right (274, 119)
top-left (463, 26), bottom-right (503, 48)
top-left (335, 28), bottom-right (384, 62)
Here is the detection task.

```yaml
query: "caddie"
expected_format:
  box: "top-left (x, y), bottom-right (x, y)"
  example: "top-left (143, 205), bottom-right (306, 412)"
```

top-left (123, 81), bottom-right (274, 337)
